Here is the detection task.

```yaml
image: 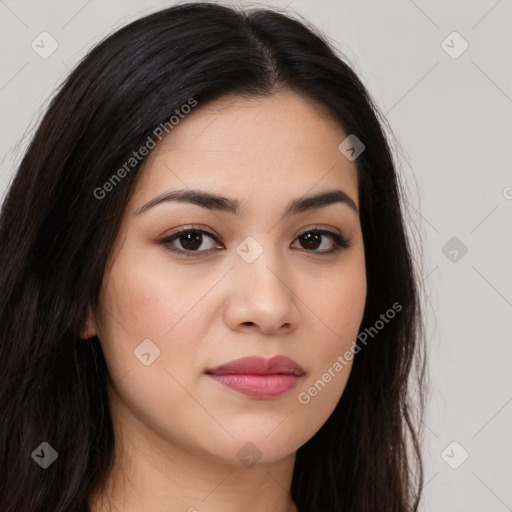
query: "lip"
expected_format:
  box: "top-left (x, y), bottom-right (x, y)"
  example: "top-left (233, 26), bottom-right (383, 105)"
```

top-left (205, 355), bottom-right (305, 399)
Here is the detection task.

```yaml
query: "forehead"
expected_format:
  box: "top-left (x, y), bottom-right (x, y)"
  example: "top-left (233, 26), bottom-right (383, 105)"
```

top-left (130, 91), bottom-right (359, 213)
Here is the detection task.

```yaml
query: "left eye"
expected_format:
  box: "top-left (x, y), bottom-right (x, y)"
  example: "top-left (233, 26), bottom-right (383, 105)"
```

top-left (291, 230), bottom-right (349, 252)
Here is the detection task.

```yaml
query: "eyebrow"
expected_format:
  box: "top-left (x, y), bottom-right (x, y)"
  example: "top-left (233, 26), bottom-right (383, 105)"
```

top-left (134, 188), bottom-right (358, 217)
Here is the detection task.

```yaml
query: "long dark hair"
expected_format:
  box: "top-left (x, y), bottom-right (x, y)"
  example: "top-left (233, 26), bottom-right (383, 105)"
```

top-left (0, 3), bottom-right (426, 511)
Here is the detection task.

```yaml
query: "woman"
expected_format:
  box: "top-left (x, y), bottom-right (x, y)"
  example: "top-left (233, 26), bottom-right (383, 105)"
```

top-left (0, 3), bottom-right (426, 511)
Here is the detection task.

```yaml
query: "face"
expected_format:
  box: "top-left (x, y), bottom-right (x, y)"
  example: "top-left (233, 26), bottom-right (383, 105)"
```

top-left (84, 90), bottom-right (367, 466)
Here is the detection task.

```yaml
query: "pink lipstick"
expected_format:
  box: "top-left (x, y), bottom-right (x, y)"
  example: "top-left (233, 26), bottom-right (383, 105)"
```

top-left (205, 355), bottom-right (305, 399)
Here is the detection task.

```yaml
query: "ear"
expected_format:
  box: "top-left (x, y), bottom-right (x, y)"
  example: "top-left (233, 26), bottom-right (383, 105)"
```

top-left (79, 304), bottom-right (98, 339)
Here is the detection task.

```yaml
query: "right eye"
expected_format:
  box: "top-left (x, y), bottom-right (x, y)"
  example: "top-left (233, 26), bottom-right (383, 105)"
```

top-left (159, 228), bottom-right (224, 257)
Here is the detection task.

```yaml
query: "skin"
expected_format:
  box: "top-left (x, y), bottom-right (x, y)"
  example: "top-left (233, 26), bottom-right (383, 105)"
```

top-left (84, 90), bottom-right (367, 512)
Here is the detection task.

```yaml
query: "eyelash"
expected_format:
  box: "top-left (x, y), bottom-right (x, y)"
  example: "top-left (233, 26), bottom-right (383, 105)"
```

top-left (159, 226), bottom-right (351, 258)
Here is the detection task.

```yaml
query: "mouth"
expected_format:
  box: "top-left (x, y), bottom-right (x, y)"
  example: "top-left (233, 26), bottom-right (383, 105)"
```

top-left (205, 355), bottom-right (305, 399)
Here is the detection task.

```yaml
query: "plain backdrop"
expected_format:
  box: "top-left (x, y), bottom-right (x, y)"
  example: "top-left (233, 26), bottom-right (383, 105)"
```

top-left (0, 1), bottom-right (511, 511)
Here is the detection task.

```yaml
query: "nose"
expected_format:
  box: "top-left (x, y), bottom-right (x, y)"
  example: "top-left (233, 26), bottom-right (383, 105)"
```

top-left (222, 242), bottom-right (300, 335)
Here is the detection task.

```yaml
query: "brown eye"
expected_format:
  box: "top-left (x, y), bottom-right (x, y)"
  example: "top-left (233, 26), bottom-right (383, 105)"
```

top-left (160, 229), bottom-right (222, 257)
top-left (298, 232), bottom-right (322, 250)
top-left (292, 229), bottom-right (350, 253)
top-left (178, 231), bottom-right (204, 251)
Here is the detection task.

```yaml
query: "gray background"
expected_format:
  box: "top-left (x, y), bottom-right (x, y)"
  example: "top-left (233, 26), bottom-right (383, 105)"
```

top-left (1, 1), bottom-right (511, 510)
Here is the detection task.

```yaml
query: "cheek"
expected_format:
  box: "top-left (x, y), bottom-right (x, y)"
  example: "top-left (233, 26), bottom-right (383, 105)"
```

top-left (293, 255), bottom-right (366, 426)
top-left (96, 250), bottom-right (218, 386)
top-left (306, 253), bottom-right (367, 349)
top-left (95, 254), bottom-right (212, 445)
top-left (100, 250), bottom-right (202, 339)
